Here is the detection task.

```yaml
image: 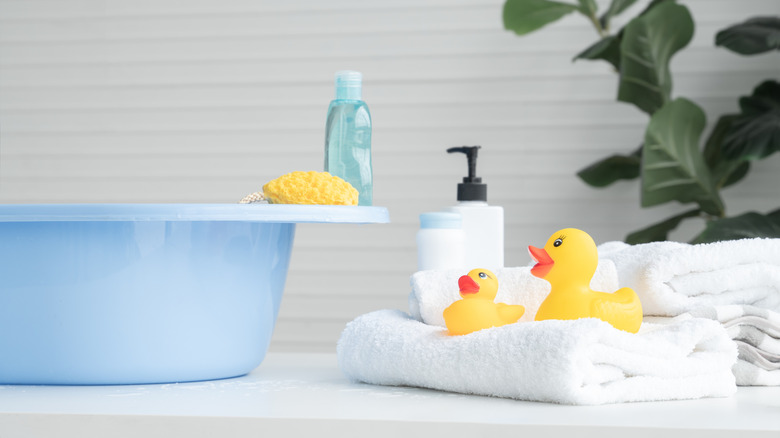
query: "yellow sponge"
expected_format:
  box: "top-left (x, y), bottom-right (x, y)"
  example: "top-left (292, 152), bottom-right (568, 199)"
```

top-left (261, 171), bottom-right (358, 205)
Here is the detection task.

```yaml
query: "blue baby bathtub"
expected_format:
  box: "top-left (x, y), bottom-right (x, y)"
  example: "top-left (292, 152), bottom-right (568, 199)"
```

top-left (0, 204), bottom-right (388, 385)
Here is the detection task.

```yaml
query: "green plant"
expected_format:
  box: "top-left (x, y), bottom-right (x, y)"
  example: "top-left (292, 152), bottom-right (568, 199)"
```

top-left (503, 0), bottom-right (780, 243)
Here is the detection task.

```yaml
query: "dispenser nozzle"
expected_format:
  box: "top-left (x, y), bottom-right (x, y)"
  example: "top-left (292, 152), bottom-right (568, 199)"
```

top-left (447, 146), bottom-right (482, 183)
top-left (447, 145), bottom-right (487, 202)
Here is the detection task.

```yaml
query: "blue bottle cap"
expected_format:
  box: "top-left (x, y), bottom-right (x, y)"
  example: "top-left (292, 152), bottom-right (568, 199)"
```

top-left (420, 212), bottom-right (462, 229)
top-left (335, 71), bottom-right (362, 100)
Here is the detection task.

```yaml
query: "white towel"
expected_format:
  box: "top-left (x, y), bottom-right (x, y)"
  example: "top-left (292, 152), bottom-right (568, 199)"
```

top-left (689, 305), bottom-right (780, 386)
top-left (409, 261), bottom-right (619, 327)
top-left (337, 310), bottom-right (737, 405)
top-left (733, 361), bottom-right (780, 386)
top-left (598, 239), bottom-right (780, 316)
top-left (727, 326), bottom-right (780, 358)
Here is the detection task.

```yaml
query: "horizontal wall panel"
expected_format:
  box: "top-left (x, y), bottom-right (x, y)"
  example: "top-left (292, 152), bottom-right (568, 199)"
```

top-left (0, 71), bottom-right (773, 114)
top-left (0, 127), bottom-right (643, 155)
top-left (0, 148), bottom-right (649, 179)
top-left (1, 8), bottom-right (502, 42)
top-left (275, 296), bottom-right (409, 319)
top-left (0, 23), bottom-right (750, 67)
top-left (1, 0), bottom-right (775, 21)
top-left (0, 0), bottom-right (501, 20)
top-left (269, 319), bottom-right (355, 353)
top-left (0, 97), bottom-right (745, 134)
top-left (2, 50), bottom-right (775, 89)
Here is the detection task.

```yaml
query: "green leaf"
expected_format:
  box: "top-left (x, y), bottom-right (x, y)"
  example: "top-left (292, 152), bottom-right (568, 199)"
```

top-left (576, 0), bottom-right (598, 16)
top-left (626, 208), bottom-right (701, 244)
top-left (703, 114), bottom-right (751, 189)
top-left (577, 146), bottom-right (641, 187)
top-left (599, 0), bottom-right (639, 29)
top-left (716, 17), bottom-right (780, 55)
top-left (573, 35), bottom-right (621, 69)
top-left (638, 0), bottom-right (671, 15)
top-left (722, 80), bottom-right (780, 161)
top-left (617, 1), bottom-right (694, 114)
top-left (584, 0), bottom-right (673, 70)
top-left (691, 209), bottom-right (780, 244)
top-left (720, 160), bottom-right (751, 189)
top-left (641, 98), bottom-right (724, 216)
top-left (503, 0), bottom-right (579, 36)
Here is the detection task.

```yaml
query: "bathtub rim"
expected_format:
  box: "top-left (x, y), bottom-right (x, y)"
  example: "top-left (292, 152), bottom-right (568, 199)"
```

top-left (0, 204), bottom-right (390, 223)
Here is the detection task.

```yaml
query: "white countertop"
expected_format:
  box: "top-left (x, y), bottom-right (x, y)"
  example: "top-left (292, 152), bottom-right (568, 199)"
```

top-left (0, 353), bottom-right (778, 437)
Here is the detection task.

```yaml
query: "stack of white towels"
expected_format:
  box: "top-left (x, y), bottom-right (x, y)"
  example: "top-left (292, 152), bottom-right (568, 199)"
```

top-left (337, 237), bottom-right (780, 404)
top-left (599, 239), bottom-right (780, 386)
top-left (689, 306), bottom-right (780, 385)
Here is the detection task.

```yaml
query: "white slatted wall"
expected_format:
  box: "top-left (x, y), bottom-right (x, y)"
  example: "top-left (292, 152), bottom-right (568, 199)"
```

top-left (1, 0), bottom-right (779, 351)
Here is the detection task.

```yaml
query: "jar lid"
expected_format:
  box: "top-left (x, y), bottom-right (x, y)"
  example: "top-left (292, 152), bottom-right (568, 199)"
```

top-left (420, 212), bottom-right (462, 229)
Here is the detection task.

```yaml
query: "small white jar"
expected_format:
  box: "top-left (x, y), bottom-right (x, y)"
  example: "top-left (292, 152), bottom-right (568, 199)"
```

top-left (416, 212), bottom-right (466, 271)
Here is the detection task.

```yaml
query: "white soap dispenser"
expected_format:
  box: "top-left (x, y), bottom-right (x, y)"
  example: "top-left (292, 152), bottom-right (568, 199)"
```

top-left (444, 146), bottom-right (504, 269)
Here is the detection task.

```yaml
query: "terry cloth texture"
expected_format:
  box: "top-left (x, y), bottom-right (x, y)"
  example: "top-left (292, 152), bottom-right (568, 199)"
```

top-left (337, 310), bottom-right (737, 405)
top-left (689, 305), bottom-right (780, 386)
top-left (597, 239), bottom-right (780, 316)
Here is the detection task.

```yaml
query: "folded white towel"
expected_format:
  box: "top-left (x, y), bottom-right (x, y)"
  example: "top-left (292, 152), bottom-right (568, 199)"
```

top-left (736, 342), bottom-right (780, 370)
top-left (688, 305), bottom-right (780, 385)
top-left (409, 261), bottom-right (619, 327)
top-left (689, 305), bottom-right (780, 338)
top-left (337, 310), bottom-right (737, 405)
top-left (727, 326), bottom-right (780, 356)
top-left (598, 239), bottom-right (780, 316)
top-left (734, 360), bottom-right (780, 386)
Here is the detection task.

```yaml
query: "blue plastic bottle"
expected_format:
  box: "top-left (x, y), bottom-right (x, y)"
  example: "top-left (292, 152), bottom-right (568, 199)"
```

top-left (324, 71), bottom-right (373, 206)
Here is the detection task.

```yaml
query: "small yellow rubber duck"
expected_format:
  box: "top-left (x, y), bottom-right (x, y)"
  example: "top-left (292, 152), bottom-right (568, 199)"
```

top-left (443, 268), bottom-right (526, 336)
top-left (529, 228), bottom-right (643, 333)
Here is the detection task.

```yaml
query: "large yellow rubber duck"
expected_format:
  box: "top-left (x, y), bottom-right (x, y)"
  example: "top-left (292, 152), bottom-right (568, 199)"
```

top-left (443, 268), bottom-right (526, 336)
top-left (528, 228), bottom-right (643, 333)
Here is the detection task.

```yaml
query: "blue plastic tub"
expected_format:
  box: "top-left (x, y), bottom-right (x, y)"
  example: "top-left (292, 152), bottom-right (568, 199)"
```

top-left (0, 204), bottom-right (388, 385)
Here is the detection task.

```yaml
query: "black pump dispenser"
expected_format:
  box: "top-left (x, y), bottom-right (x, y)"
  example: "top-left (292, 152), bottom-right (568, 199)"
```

top-left (447, 146), bottom-right (487, 202)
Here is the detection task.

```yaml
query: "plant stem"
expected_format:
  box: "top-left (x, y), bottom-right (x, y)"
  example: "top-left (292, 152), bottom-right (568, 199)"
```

top-left (701, 210), bottom-right (725, 221)
top-left (587, 12), bottom-right (608, 38)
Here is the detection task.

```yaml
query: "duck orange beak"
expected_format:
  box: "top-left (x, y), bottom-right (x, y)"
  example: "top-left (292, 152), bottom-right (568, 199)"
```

top-left (528, 245), bottom-right (554, 278)
top-left (458, 275), bottom-right (480, 295)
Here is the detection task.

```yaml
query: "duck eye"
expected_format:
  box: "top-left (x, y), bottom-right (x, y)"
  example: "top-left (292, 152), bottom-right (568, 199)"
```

top-left (554, 238), bottom-right (563, 247)
top-left (479, 272), bottom-right (487, 279)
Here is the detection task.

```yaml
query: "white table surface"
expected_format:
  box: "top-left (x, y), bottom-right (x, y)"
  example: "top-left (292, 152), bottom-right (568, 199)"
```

top-left (0, 353), bottom-right (778, 438)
